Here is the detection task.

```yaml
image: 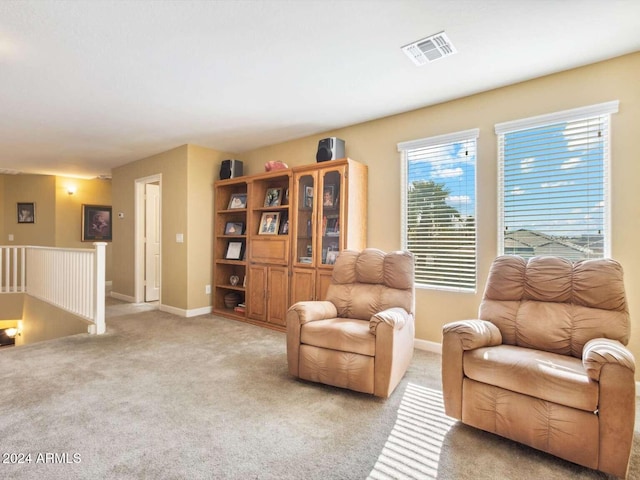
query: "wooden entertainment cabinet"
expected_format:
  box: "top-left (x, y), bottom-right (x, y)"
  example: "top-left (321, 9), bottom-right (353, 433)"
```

top-left (213, 158), bottom-right (367, 331)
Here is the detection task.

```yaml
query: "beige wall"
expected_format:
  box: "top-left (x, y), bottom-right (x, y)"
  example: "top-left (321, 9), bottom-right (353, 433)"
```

top-left (186, 145), bottom-right (231, 310)
top-left (0, 293), bottom-right (23, 320)
top-left (2, 175), bottom-right (56, 246)
top-left (19, 295), bottom-right (89, 346)
top-left (112, 145), bottom-right (188, 305)
top-left (1, 174), bottom-right (113, 279)
top-left (238, 52), bottom-right (640, 366)
top-left (55, 176), bottom-right (113, 280)
top-left (112, 144), bottom-right (233, 312)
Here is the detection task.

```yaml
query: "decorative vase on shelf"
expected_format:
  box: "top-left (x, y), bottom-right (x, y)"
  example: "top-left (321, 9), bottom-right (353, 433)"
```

top-left (224, 292), bottom-right (241, 309)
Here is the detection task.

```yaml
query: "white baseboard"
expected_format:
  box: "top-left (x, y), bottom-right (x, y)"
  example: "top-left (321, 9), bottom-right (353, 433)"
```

top-left (159, 304), bottom-right (212, 318)
top-left (414, 338), bottom-right (442, 354)
top-left (110, 291), bottom-right (135, 303)
top-left (187, 306), bottom-right (212, 317)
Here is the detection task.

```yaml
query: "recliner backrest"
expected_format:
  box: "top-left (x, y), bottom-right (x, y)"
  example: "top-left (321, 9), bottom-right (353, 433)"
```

top-left (479, 255), bottom-right (629, 357)
top-left (326, 248), bottom-right (414, 321)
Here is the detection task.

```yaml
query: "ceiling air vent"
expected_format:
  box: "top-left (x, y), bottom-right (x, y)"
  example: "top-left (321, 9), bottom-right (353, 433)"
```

top-left (402, 31), bottom-right (457, 66)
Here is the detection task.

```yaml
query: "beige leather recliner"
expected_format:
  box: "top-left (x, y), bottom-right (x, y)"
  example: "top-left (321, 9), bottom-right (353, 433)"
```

top-left (442, 255), bottom-right (635, 478)
top-left (286, 248), bottom-right (415, 397)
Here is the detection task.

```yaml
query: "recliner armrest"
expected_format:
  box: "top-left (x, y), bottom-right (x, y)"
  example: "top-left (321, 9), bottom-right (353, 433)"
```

top-left (287, 301), bottom-right (338, 325)
top-left (369, 307), bottom-right (411, 334)
top-left (582, 338), bottom-right (635, 381)
top-left (442, 320), bottom-right (503, 350)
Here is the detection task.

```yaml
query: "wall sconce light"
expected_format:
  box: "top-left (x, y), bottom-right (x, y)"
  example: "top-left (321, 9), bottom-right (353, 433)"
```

top-left (67, 185), bottom-right (77, 195)
top-left (5, 327), bottom-right (19, 338)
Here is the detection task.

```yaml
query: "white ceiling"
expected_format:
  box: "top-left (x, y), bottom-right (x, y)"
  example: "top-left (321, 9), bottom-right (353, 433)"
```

top-left (1, 0), bottom-right (639, 178)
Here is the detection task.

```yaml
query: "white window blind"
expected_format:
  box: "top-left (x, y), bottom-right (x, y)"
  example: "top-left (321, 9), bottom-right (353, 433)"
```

top-left (399, 129), bottom-right (478, 292)
top-left (496, 101), bottom-right (618, 260)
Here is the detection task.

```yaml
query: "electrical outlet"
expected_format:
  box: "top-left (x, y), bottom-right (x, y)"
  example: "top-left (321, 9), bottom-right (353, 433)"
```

top-left (205, 285), bottom-right (211, 294)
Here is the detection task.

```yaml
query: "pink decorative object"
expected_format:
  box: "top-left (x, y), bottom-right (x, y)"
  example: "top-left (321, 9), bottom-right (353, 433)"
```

top-left (264, 161), bottom-right (288, 171)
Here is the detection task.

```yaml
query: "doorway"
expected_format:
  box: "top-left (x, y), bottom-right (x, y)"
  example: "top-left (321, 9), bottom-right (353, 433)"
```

top-left (135, 174), bottom-right (162, 303)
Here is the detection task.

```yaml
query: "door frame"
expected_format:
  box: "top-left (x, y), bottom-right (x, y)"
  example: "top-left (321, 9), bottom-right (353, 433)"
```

top-left (134, 174), bottom-right (162, 304)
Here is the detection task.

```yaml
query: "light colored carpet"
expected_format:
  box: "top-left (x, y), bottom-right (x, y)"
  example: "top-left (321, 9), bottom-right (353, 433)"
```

top-left (0, 304), bottom-right (638, 479)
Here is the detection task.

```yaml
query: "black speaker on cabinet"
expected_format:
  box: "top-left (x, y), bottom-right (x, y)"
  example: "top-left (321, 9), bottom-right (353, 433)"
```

top-left (316, 137), bottom-right (345, 163)
top-left (220, 159), bottom-right (243, 180)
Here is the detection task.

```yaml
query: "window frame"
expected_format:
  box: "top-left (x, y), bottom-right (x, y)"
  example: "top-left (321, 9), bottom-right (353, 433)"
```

top-left (399, 128), bottom-right (479, 292)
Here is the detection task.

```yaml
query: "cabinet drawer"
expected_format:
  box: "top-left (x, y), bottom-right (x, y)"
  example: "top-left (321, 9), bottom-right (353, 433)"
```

top-left (250, 238), bottom-right (289, 264)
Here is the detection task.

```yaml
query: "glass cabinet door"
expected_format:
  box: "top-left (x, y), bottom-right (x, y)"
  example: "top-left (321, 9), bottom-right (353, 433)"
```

top-left (320, 169), bottom-right (342, 266)
top-left (294, 173), bottom-right (315, 266)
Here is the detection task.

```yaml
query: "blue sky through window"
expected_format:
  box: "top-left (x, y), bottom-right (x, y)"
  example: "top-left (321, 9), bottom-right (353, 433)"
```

top-left (503, 120), bottom-right (604, 237)
top-left (407, 140), bottom-right (476, 219)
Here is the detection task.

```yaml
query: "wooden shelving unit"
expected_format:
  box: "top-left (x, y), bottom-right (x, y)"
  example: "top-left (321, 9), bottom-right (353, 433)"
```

top-left (213, 159), bottom-right (367, 331)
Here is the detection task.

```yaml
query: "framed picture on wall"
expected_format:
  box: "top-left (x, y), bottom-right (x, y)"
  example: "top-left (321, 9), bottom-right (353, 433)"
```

top-left (17, 202), bottom-right (35, 224)
top-left (82, 204), bottom-right (112, 241)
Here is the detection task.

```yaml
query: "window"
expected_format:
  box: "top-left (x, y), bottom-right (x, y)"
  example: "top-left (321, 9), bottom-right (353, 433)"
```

top-left (399, 129), bottom-right (478, 292)
top-left (496, 101), bottom-right (618, 260)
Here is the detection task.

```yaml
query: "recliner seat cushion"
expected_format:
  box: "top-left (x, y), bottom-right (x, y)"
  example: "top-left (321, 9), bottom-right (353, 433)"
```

top-left (300, 318), bottom-right (375, 356)
top-left (464, 344), bottom-right (598, 412)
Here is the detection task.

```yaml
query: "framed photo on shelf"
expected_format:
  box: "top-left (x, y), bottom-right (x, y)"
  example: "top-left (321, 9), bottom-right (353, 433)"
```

top-left (17, 202), bottom-right (35, 224)
top-left (82, 204), bottom-right (112, 241)
top-left (278, 215), bottom-right (289, 235)
top-left (227, 193), bottom-right (247, 209)
top-left (304, 185), bottom-right (313, 209)
top-left (258, 212), bottom-right (280, 235)
top-left (225, 241), bottom-right (244, 260)
top-left (224, 221), bottom-right (244, 235)
top-left (322, 185), bottom-right (336, 208)
top-left (264, 187), bottom-right (283, 207)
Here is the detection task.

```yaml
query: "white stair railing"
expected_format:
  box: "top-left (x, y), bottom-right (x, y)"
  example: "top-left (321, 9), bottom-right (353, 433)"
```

top-left (0, 243), bottom-right (106, 334)
top-left (0, 246), bottom-right (26, 293)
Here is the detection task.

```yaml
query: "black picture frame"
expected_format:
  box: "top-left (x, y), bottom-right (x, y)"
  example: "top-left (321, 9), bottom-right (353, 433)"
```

top-left (17, 202), bottom-right (35, 224)
top-left (278, 214), bottom-right (289, 235)
top-left (224, 221), bottom-right (244, 235)
top-left (82, 205), bottom-right (112, 241)
top-left (225, 241), bottom-right (244, 260)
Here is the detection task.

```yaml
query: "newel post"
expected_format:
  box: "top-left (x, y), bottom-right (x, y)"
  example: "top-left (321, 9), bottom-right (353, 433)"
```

top-left (90, 242), bottom-right (107, 334)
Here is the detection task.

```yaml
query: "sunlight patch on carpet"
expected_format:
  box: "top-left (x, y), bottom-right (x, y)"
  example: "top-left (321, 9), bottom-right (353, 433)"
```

top-left (368, 383), bottom-right (455, 480)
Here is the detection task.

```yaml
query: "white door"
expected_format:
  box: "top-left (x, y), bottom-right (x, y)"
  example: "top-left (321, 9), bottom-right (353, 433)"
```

top-left (145, 183), bottom-right (160, 301)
